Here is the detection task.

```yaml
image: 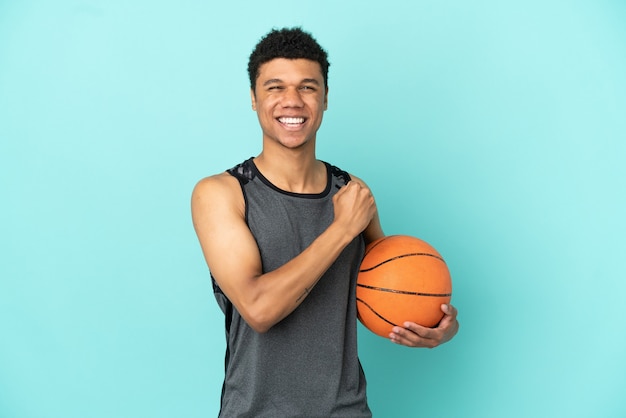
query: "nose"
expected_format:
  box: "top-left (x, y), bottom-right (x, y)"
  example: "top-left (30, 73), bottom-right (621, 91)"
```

top-left (281, 87), bottom-right (304, 107)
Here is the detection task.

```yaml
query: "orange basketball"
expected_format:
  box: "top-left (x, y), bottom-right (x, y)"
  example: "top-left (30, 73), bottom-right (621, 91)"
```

top-left (356, 235), bottom-right (452, 338)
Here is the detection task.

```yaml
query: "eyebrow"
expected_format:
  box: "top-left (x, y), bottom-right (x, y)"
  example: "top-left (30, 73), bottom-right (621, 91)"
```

top-left (301, 78), bottom-right (321, 85)
top-left (262, 78), bottom-right (321, 86)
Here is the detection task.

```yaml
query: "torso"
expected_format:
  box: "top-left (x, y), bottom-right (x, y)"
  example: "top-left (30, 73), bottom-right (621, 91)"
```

top-left (213, 157), bottom-right (372, 418)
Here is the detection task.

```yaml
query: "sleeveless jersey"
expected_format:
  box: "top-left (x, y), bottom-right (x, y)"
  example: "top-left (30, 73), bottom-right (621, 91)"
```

top-left (212, 157), bottom-right (371, 417)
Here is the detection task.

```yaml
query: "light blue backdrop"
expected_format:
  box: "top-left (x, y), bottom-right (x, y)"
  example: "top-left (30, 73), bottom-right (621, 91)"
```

top-left (1, 1), bottom-right (625, 417)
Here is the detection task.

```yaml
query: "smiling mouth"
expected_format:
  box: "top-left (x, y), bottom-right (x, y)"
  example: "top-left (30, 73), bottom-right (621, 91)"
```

top-left (278, 117), bottom-right (306, 127)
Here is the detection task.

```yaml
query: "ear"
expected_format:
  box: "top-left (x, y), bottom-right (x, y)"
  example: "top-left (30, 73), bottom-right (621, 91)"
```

top-left (324, 87), bottom-right (329, 110)
top-left (250, 88), bottom-right (257, 111)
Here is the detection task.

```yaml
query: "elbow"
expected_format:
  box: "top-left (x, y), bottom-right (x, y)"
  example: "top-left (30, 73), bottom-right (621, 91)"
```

top-left (248, 321), bottom-right (272, 334)
top-left (241, 305), bottom-right (278, 334)
top-left (231, 284), bottom-right (288, 333)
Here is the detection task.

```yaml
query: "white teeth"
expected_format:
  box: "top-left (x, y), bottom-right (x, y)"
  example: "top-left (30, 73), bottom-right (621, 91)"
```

top-left (279, 117), bottom-right (304, 124)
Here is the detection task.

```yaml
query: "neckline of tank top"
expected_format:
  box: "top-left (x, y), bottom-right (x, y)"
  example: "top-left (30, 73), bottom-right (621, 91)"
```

top-left (248, 158), bottom-right (333, 199)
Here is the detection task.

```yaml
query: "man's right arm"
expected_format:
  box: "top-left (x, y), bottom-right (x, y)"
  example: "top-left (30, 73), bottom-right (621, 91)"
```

top-left (191, 174), bottom-right (375, 333)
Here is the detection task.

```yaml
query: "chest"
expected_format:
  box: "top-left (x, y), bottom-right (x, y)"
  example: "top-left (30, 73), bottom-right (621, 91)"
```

top-left (245, 189), bottom-right (334, 271)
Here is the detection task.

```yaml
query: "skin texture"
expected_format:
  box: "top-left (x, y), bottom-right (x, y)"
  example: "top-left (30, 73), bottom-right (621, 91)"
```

top-left (192, 58), bottom-right (458, 346)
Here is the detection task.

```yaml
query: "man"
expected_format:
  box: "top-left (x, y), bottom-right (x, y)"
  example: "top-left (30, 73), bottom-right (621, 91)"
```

top-left (192, 27), bottom-right (459, 417)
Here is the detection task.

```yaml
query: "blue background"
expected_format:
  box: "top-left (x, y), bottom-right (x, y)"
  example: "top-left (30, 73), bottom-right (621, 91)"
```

top-left (1, 1), bottom-right (625, 417)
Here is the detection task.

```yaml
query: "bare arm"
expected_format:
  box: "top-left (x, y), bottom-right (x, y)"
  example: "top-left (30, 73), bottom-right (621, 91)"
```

top-left (348, 176), bottom-right (460, 348)
top-left (191, 174), bottom-right (376, 333)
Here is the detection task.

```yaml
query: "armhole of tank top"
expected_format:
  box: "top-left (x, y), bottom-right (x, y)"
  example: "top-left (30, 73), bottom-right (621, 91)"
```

top-left (226, 170), bottom-right (250, 224)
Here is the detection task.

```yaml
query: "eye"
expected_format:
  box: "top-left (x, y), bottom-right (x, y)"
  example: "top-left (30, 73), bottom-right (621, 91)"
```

top-left (300, 85), bottom-right (316, 91)
top-left (267, 85), bottom-right (284, 91)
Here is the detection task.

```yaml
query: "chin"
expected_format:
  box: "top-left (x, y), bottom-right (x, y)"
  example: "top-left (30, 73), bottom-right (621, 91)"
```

top-left (276, 135), bottom-right (314, 149)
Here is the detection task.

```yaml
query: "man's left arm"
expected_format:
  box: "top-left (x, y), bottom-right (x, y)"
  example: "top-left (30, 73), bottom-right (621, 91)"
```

top-left (353, 174), bottom-right (460, 349)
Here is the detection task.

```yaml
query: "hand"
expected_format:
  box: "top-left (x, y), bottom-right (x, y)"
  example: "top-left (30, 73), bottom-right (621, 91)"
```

top-left (332, 181), bottom-right (376, 238)
top-left (389, 304), bottom-right (459, 348)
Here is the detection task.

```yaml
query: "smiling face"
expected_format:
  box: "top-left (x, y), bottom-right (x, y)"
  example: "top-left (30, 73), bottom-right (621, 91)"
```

top-left (251, 58), bottom-right (328, 151)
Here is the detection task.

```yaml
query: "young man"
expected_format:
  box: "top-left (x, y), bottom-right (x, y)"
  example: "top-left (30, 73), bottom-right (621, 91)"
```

top-left (192, 27), bottom-right (459, 417)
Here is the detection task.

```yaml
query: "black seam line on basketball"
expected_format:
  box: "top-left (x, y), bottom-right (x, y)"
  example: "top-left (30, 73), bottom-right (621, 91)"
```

top-left (357, 283), bottom-right (451, 297)
top-left (364, 236), bottom-right (388, 257)
top-left (356, 298), bottom-right (397, 327)
top-left (359, 252), bottom-right (445, 272)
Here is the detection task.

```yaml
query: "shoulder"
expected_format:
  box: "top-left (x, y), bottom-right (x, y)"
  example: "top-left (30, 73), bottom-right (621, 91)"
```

top-left (321, 160), bottom-right (369, 186)
top-left (193, 171), bottom-right (240, 197)
top-left (323, 161), bottom-right (352, 186)
top-left (191, 172), bottom-right (244, 219)
top-left (322, 161), bottom-right (374, 191)
top-left (346, 172), bottom-right (371, 189)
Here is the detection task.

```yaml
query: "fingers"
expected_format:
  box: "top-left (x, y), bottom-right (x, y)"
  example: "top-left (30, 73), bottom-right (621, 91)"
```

top-left (332, 181), bottom-right (376, 235)
top-left (389, 304), bottom-right (460, 348)
top-left (333, 181), bottom-right (372, 210)
top-left (336, 180), bottom-right (371, 196)
top-left (441, 303), bottom-right (458, 319)
top-left (390, 322), bottom-right (439, 348)
top-left (335, 181), bottom-right (375, 209)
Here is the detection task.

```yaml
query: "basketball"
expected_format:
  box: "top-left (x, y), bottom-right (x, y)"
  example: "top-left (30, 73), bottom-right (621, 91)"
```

top-left (356, 235), bottom-right (452, 338)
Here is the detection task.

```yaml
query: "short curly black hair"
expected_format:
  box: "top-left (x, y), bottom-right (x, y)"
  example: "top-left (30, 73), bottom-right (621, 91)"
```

top-left (248, 27), bottom-right (330, 91)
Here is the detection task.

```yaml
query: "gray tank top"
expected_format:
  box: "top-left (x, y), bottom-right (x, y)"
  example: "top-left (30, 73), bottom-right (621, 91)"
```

top-left (212, 158), bottom-right (371, 417)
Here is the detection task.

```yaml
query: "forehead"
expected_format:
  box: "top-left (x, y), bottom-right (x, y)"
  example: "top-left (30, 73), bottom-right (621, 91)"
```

top-left (256, 58), bottom-right (324, 84)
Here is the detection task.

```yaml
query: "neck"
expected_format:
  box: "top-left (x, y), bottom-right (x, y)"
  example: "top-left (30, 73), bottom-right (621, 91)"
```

top-left (254, 145), bottom-right (326, 194)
